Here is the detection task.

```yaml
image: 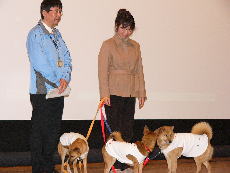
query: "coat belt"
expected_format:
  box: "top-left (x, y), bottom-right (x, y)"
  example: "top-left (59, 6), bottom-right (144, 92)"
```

top-left (109, 70), bottom-right (139, 93)
top-left (109, 69), bottom-right (136, 75)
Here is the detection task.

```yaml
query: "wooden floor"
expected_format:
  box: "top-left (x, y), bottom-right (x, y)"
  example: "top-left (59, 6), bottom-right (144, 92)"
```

top-left (0, 157), bottom-right (230, 173)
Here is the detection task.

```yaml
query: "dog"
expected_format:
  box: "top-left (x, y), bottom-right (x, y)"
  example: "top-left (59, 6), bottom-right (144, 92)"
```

top-left (155, 122), bottom-right (213, 173)
top-left (58, 132), bottom-right (89, 173)
top-left (102, 126), bottom-right (157, 173)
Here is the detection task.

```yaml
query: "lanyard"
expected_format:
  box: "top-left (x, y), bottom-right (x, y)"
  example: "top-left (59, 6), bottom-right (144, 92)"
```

top-left (49, 32), bottom-right (63, 67)
top-left (50, 33), bottom-right (59, 49)
top-left (38, 21), bottom-right (64, 67)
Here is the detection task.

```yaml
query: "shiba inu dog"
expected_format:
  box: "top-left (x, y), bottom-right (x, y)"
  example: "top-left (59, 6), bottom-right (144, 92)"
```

top-left (58, 132), bottom-right (89, 173)
top-left (102, 126), bottom-right (157, 173)
top-left (155, 122), bottom-right (213, 173)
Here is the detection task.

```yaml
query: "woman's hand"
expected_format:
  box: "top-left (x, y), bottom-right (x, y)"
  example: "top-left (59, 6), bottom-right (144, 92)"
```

top-left (138, 97), bottom-right (146, 109)
top-left (103, 97), bottom-right (111, 106)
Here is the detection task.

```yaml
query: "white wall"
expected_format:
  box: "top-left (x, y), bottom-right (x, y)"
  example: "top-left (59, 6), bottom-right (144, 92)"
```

top-left (0, 0), bottom-right (230, 120)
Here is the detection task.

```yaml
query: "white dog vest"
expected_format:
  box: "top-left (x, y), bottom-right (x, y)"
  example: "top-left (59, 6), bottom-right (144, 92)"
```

top-left (60, 132), bottom-right (88, 159)
top-left (60, 132), bottom-right (86, 146)
top-left (161, 133), bottom-right (208, 158)
top-left (105, 139), bottom-right (146, 165)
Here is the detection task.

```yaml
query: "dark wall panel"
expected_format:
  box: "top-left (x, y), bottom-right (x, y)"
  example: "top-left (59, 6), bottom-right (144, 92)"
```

top-left (0, 119), bottom-right (229, 166)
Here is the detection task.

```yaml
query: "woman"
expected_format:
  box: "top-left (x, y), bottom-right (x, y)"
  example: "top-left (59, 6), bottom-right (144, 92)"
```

top-left (98, 9), bottom-right (147, 171)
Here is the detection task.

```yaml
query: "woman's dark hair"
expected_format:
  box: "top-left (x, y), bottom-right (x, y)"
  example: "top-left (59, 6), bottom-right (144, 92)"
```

top-left (40, 0), bottom-right (62, 19)
top-left (115, 9), bottom-right (135, 31)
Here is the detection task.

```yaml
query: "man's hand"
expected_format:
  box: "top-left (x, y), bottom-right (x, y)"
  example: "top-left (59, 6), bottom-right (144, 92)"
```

top-left (138, 97), bottom-right (146, 109)
top-left (58, 79), bottom-right (68, 94)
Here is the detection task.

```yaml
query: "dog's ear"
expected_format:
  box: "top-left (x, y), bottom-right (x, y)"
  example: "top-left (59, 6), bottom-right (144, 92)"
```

top-left (73, 147), bottom-right (81, 154)
top-left (171, 126), bottom-right (174, 131)
top-left (154, 127), bottom-right (164, 135)
top-left (143, 125), bottom-right (149, 135)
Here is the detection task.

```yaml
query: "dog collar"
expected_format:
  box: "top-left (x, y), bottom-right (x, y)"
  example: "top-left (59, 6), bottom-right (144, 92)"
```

top-left (135, 142), bottom-right (151, 153)
top-left (144, 144), bottom-right (151, 153)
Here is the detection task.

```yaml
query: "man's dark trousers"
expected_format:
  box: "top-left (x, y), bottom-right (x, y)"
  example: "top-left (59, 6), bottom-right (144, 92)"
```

top-left (30, 94), bottom-right (64, 173)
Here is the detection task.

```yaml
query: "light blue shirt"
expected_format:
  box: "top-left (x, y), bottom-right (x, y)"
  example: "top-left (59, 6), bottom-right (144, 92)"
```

top-left (26, 20), bottom-right (72, 94)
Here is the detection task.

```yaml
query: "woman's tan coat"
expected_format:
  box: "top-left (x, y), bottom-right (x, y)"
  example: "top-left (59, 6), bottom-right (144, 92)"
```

top-left (98, 34), bottom-right (146, 99)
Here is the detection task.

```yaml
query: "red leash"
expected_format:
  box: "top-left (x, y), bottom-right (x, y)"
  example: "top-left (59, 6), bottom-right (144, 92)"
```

top-left (143, 144), bottom-right (151, 166)
top-left (100, 105), bottom-right (117, 173)
top-left (100, 108), bottom-right (106, 143)
top-left (143, 157), bottom-right (150, 166)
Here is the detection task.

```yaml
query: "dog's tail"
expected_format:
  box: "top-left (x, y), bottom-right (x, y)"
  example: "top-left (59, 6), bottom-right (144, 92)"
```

top-left (191, 122), bottom-right (213, 140)
top-left (108, 131), bottom-right (124, 142)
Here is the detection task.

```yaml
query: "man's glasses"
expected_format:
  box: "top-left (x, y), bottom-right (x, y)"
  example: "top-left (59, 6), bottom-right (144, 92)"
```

top-left (49, 9), bottom-right (63, 15)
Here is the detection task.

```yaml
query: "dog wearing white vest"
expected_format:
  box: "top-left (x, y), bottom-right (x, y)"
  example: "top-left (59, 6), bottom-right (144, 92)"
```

top-left (155, 122), bottom-right (213, 173)
top-left (58, 132), bottom-right (89, 173)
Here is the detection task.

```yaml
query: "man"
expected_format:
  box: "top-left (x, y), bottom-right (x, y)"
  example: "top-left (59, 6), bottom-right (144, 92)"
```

top-left (26, 0), bottom-right (72, 173)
